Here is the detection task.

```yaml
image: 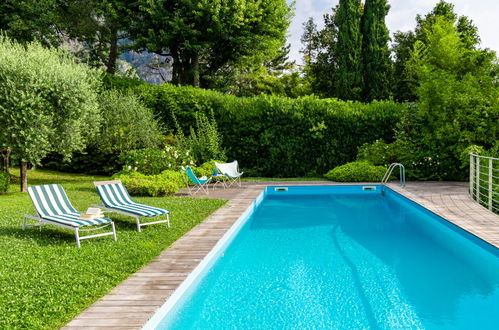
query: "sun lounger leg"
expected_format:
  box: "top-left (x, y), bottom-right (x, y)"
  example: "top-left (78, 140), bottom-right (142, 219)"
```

top-left (75, 228), bottom-right (81, 248)
top-left (135, 216), bottom-right (141, 232)
top-left (112, 222), bottom-right (117, 241)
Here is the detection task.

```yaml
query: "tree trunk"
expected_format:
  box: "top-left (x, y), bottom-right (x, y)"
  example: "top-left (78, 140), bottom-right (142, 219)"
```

top-left (106, 27), bottom-right (118, 74)
top-left (192, 52), bottom-right (200, 87)
top-left (172, 48), bottom-right (181, 84)
top-left (1, 148), bottom-right (10, 174)
top-left (20, 162), bottom-right (28, 192)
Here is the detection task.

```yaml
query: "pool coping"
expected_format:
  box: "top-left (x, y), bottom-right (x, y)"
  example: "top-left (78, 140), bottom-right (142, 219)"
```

top-left (62, 181), bottom-right (499, 329)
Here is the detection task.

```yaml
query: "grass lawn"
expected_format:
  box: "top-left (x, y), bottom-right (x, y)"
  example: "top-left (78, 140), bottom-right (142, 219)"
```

top-left (0, 169), bottom-right (226, 329)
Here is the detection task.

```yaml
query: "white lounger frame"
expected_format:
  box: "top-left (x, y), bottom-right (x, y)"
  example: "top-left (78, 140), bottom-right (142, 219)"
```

top-left (90, 204), bottom-right (170, 232)
top-left (93, 180), bottom-right (170, 232)
top-left (23, 215), bottom-right (117, 248)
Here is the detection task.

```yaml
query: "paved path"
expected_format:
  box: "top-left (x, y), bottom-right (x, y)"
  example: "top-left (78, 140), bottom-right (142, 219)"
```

top-left (63, 181), bottom-right (499, 329)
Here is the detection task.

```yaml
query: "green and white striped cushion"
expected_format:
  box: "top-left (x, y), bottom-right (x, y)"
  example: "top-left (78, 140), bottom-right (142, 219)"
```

top-left (28, 184), bottom-right (112, 227)
top-left (96, 183), bottom-right (170, 217)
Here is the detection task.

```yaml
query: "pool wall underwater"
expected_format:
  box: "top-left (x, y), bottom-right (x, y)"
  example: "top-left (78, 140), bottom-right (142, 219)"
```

top-left (143, 185), bottom-right (499, 329)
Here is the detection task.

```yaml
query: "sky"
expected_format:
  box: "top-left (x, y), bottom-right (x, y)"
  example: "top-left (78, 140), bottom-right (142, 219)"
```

top-left (286, 0), bottom-right (499, 65)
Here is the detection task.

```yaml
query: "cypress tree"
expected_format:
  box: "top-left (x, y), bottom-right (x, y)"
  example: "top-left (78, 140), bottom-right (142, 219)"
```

top-left (361, 0), bottom-right (392, 101)
top-left (335, 0), bottom-right (363, 101)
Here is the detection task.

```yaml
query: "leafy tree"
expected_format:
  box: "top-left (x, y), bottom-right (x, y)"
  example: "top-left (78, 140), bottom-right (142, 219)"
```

top-left (0, 0), bottom-right (59, 46)
top-left (229, 44), bottom-right (309, 98)
top-left (392, 31), bottom-right (418, 102)
top-left (335, 0), bottom-right (363, 100)
top-left (300, 12), bottom-right (339, 98)
top-left (392, 0), bottom-right (481, 101)
top-left (0, 37), bottom-right (101, 191)
top-left (360, 0), bottom-right (392, 101)
top-left (130, 0), bottom-right (291, 88)
top-left (396, 18), bottom-right (499, 180)
top-left (57, 0), bottom-right (137, 73)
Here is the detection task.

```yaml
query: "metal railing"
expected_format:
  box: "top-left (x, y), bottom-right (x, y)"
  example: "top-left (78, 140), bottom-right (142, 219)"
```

top-left (469, 153), bottom-right (499, 214)
top-left (382, 163), bottom-right (406, 186)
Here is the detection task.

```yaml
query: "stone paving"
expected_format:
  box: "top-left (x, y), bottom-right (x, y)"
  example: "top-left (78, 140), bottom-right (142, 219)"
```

top-left (63, 180), bottom-right (499, 329)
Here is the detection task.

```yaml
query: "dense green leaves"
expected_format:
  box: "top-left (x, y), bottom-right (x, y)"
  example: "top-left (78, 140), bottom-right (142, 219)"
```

top-left (360, 0), bottom-right (392, 101)
top-left (335, 0), bottom-right (363, 100)
top-left (124, 83), bottom-right (405, 177)
top-left (96, 90), bottom-right (162, 154)
top-left (396, 19), bottom-right (499, 180)
top-left (324, 161), bottom-right (387, 182)
top-left (130, 0), bottom-right (292, 87)
top-left (0, 37), bottom-right (101, 189)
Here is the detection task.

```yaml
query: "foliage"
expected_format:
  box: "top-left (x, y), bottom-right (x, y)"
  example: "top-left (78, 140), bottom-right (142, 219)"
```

top-left (396, 19), bottom-right (499, 180)
top-left (42, 148), bottom-right (122, 175)
top-left (360, 0), bottom-right (392, 101)
top-left (127, 82), bottom-right (405, 177)
top-left (357, 139), bottom-right (402, 166)
top-left (0, 37), bottom-right (101, 190)
top-left (392, 1), bottom-right (481, 102)
top-left (0, 169), bottom-right (225, 328)
top-left (300, 14), bottom-right (338, 98)
top-left (130, 0), bottom-right (292, 87)
top-left (96, 90), bottom-right (162, 154)
top-left (335, 0), bottom-right (363, 100)
top-left (0, 171), bottom-right (9, 193)
top-left (192, 160), bottom-right (220, 178)
top-left (324, 161), bottom-right (387, 182)
top-left (176, 112), bottom-right (226, 165)
top-left (120, 147), bottom-right (194, 176)
top-left (0, 0), bottom-right (59, 46)
top-left (112, 171), bottom-right (183, 197)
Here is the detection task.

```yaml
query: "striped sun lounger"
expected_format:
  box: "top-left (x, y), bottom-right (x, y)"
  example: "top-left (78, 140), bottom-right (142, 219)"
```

top-left (24, 184), bottom-right (117, 247)
top-left (92, 180), bottom-right (170, 232)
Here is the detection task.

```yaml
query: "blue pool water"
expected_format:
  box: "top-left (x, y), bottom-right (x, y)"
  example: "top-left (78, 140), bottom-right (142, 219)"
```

top-left (155, 186), bottom-right (499, 329)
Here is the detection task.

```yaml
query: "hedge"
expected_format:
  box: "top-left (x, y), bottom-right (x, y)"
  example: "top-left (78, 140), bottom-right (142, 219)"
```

top-left (131, 83), bottom-right (405, 177)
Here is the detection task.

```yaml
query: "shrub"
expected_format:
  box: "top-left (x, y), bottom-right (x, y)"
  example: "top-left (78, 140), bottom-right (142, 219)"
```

top-left (175, 112), bottom-right (226, 165)
top-left (324, 161), bottom-right (387, 182)
top-left (120, 147), bottom-right (194, 175)
top-left (112, 170), bottom-right (184, 197)
top-left (357, 139), bottom-right (402, 166)
top-left (127, 83), bottom-right (405, 177)
top-left (96, 90), bottom-right (162, 154)
top-left (0, 171), bottom-right (9, 193)
top-left (191, 160), bottom-right (219, 178)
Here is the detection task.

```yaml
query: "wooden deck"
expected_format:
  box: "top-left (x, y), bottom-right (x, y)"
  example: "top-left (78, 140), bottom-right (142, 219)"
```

top-left (63, 181), bottom-right (499, 329)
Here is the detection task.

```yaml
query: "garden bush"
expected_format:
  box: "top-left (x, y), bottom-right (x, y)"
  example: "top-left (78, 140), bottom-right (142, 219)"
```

top-left (96, 90), bottom-right (162, 153)
top-left (357, 139), bottom-right (402, 166)
top-left (0, 171), bottom-right (9, 193)
top-left (123, 82), bottom-right (405, 177)
top-left (120, 147), bottom-right (194, 175)
top-left (112, 170), bottom-right (185, 197)
top-left (324, 161), bottom-right (387, 182)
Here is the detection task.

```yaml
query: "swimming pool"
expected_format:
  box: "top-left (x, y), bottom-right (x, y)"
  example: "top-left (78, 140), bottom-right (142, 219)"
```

top-left (145, 185), bottom-right (499, 329)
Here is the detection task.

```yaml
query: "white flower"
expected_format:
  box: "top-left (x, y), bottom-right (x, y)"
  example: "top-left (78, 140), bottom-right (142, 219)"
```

top-left (127, 165), bottom-right (132, 170)
top-left (134, 167), bottom-right (138, 171)
top-left (190, 160), bottom-right (194, 165)
top-left (186, 151), bottom-right (190, 156)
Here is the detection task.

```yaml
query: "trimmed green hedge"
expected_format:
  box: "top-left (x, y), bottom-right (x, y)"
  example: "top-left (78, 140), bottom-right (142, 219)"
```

top-left (131, 83), bottom-right (405, 177)
top-left (324, 161), bottom-right (387, 182)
